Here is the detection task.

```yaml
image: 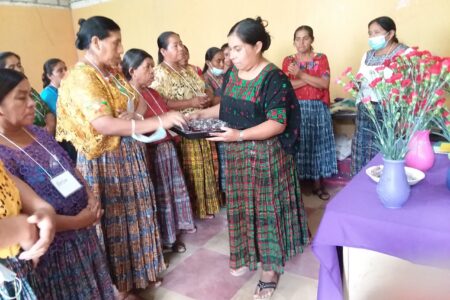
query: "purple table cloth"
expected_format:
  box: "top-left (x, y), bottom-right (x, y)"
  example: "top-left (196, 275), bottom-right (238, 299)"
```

top-left (313, 154), bottom-right (450, 300)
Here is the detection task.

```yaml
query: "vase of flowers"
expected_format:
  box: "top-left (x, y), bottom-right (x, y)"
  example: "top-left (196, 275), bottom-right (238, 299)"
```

top-left (337, 48), bottom-right (450, 208)
top-left (376, 158), bottom-right (410, 208)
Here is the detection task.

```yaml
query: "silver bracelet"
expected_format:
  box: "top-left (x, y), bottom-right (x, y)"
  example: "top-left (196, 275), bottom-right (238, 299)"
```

top-left (237, 130), bottom-right (244, 142)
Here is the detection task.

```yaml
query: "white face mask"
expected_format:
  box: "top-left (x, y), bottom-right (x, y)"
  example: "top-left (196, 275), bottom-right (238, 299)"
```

top-left (0, 264), bottom-right (22, 299)
top-left (132, 126), bottom-right (167, 143)
top-left (210, 66), bottom-right (224, 76)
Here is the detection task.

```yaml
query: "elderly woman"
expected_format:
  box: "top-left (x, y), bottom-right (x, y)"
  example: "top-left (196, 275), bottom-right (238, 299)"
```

top-left (351, 16), bottom-right (408, 175)
top-left (151, 31), bottom-right (220, 219)
top-left (191, 17), bottom-right (309, 300)
top-left (282, 25), bottom-right (337, 200)
top-left (0, 68), bottom-right (115, 299)
top-left (122, 48), bottom-right (196, 253)
top-left (55, 17), bottom-right (185, 299)
top-left (0, 51), bottom-right (55, 135)
top-left (0, 158), bottom-right (55, 300)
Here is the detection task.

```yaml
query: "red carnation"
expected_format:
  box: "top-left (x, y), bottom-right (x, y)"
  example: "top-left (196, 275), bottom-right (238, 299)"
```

top-left (369, 77), bottom-right (382, 88)
top-left (401, 79), bottom-right (412, 88)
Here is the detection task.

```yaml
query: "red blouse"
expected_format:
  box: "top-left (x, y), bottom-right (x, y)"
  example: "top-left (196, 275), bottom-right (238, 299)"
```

top-left (142, 87), bottom-right (174, 143)
top-left (282, 53), bottom-right (330, 105)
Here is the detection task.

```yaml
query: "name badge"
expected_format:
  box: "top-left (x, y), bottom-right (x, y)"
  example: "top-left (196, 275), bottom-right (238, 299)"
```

top-left (50, 171), bottom-right (83, 198)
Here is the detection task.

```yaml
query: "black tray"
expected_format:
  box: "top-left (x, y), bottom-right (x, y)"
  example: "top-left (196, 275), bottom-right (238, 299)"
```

top-left (171, 126), bottom-right (225, 139)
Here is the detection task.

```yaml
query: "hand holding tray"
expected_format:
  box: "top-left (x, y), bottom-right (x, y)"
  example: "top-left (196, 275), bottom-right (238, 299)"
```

top-left (171, 119), bottom-right (228, 139)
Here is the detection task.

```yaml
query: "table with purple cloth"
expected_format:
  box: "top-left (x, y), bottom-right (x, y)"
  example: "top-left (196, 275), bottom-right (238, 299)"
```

top-left (312, 153), bottom-right (450, 300)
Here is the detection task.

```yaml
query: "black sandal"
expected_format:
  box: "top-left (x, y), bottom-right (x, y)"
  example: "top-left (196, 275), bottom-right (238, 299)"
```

top-left (312, 188), bottom-right (330, 201)
top-left (253, 280), bottom-right (278, 299)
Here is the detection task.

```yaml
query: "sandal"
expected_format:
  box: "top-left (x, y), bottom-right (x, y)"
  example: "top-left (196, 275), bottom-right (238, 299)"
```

top-left (253, 280), bottom-right (278, 299)
top-left (163, 241), bottom-right (186, 253)
top-left (312, 188), bottom-right (330, 201)
top-left (182, 226), bottom-right (197, 234)
top-left (230, 266), bottom-right (249, 277)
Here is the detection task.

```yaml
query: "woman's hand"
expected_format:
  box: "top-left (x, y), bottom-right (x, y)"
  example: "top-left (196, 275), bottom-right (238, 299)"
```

top-left (19, 209), bottom-right (55, 263)
top-left (207, 127), bottom-right (240, 142)
top-left (75, 201), bottom-right (102, 229)
top-left (191, 94), bottom-right (211, 109)
top-left (159, 111), bottom-right (187, 129)
top-left (16, 215), bottom-right (39, 253)
top-left (287, 62), bottom-right (302, 79)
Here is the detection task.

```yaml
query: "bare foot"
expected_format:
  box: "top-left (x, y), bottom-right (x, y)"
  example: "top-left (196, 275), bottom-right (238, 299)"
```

top-left (230, 266), bottom-right (249, 277)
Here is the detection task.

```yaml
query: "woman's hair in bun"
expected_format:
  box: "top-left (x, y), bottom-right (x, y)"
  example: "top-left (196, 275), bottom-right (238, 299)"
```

top-left (75, 16), bottom-right (120, 50)
top-left (228, 16), bottom-right (271, 52)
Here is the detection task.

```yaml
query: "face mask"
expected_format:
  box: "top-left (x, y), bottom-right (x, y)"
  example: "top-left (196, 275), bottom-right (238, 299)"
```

top-left (210, 67), bottom-right (224, 76)
top-left (132, 126), bottom-right (167, 143)
top-left (0, 263), bottom-right (22, 298)
top-left (368, 33), bottom-right (388, 51)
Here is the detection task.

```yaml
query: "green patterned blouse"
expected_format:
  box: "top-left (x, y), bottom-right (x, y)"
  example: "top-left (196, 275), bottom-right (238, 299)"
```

top-left (31, 88), bottom-right (51, 127)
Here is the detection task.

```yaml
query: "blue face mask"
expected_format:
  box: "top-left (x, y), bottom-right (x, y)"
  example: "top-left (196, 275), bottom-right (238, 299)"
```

top-left (210, 67), bottom-right (224, 76)
top-left (368, 33), bottom-right (388, 51)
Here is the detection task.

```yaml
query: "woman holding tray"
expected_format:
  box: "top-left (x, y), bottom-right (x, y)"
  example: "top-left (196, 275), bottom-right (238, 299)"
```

top-left (189, 17), bottom-right (309, 299)
top-left (151, 31), bottom-right (220, 219)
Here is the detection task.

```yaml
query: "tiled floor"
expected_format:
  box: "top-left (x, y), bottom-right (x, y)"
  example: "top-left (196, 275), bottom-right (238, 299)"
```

top-left (140, 183), bottom-right (343, 300)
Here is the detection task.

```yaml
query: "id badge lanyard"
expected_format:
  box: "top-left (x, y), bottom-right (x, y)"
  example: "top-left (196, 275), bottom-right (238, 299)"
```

top-left (0, 130), bottom-right (82, 198)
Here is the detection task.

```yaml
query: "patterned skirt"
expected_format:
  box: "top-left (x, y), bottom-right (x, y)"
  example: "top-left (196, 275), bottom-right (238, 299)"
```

top-left (179, 138), bottom-right (220, 218)
top-left (32, 228), bottom-right (114, 299)
top-left (216, 142), bottom-right (227, 193)
top-left (351, 102), bottom-right (382, 176)
top-left (296, 100), bottom-right (338, 180)
top-left (77, 137), bottom-right (165, 292)
top-left (147, 141), bottom-right (195, 246)
top-left (0, 258), bottom-right (37, 300)
top-left (224, 138), bottom-right (310, 274)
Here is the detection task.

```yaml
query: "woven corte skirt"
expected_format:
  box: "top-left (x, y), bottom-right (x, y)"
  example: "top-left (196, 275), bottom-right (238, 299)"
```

top-left (224, 138), bottom-right (310, 274)
top-left (351, 102), bottom-right (382, 176)
top-left (77, 137), bottom-right (166, 292)
top-left (296, 100), bottom-right (338, 180)
top-left (147, 141), bottom-right (195, 246)
top-left (32, 228), bottom-right (114, 299)
top-left (179, 138), bottom-right (220, 218)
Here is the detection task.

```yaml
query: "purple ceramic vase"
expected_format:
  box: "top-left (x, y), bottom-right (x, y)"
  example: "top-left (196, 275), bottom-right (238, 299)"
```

top-left (405, 130), bottom-right (435, 172)
top-left (376, 158), bottom-right (411, 208)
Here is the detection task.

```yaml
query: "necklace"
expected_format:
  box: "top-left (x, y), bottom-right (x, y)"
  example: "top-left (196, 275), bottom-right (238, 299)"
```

top-left (163, 61), bottom-right (204, 95)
